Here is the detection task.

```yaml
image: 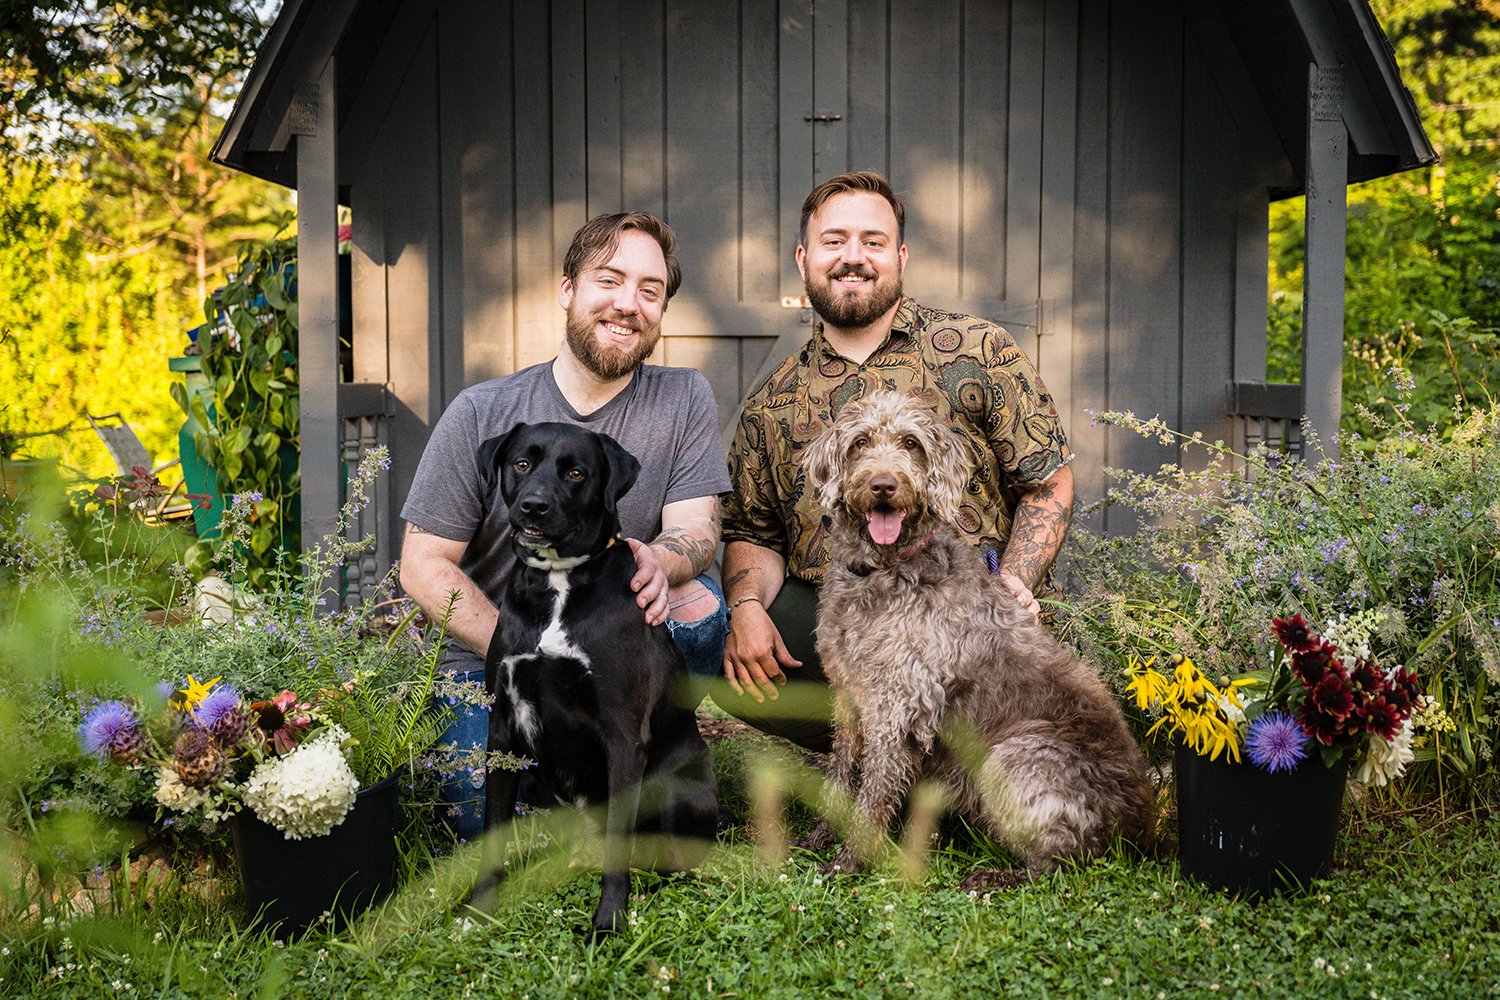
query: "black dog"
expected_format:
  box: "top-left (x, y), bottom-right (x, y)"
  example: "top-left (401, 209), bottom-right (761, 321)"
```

top-left (476, 421), bottom-right (717, 940)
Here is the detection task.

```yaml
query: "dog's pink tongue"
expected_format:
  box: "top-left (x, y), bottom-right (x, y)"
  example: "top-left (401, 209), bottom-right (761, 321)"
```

top-left (866, 509), bottom-right (905, 546)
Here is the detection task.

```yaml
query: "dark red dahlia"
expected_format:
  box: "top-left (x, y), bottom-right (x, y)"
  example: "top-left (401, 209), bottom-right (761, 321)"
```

top-left (1387, 666), bottom-right (1422, 718)
top-left (1309, 672), bottom-right (1355, 721)
top-left (1292, 640), bottom-right (1342, 687)
top-left (1272, 613), bottom-right (1320, 653)
top-left (1350, 658), bottom-right (1384, 693)
top-left (1297, 700), bottom-right (1344, 746)
top-left (1356, 697), bottom-right (1403, 741)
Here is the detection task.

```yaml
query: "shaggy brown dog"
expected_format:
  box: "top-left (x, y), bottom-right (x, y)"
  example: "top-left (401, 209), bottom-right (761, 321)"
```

top-left (800, 391), bottom-right (1154, 877)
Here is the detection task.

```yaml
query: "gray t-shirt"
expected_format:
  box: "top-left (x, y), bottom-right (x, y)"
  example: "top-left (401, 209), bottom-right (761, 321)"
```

top-left (401, 361), bottom-right (731, 668)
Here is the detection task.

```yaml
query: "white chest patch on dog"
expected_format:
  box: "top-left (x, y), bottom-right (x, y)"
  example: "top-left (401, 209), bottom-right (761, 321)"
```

top-left (537, 569), bottom-right (591, 669)
top-left (501, 657), bottom-right (542, 745)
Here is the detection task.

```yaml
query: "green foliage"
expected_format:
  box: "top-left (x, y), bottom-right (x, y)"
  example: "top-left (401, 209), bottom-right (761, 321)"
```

top-left (1063, 395), bottom-right (1500, 802)
top-left (0, 1), bottom-right (267, 154)
top-left (1269, 0), bottom-right (1500, 437)
top-left (178, 230), bottom-right (301, 590)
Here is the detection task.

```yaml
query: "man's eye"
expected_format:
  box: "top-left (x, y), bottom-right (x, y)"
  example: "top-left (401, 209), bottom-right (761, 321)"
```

top-left (566, 469), bottom-right (585, 482)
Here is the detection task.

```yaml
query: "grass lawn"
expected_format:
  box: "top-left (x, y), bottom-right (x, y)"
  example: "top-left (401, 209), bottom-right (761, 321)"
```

top-left (5, 735), bottom-right (1500, 999)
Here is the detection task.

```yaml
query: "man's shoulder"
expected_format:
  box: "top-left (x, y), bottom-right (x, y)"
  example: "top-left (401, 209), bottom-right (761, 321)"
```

top-left (636, 363), bottom-right (711, 392)
top-left (740, 341), bottom-right (815, 412)
top-left (459, 361), bottom-right (553, 400)
top-left (900, 298), bottom-right (1021, 354)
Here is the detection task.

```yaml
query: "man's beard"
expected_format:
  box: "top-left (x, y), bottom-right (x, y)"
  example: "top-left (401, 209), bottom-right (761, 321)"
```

top-left (805, 265), bottom-right (903, 329)
top-left (564, 308), bottom-right (662, 380)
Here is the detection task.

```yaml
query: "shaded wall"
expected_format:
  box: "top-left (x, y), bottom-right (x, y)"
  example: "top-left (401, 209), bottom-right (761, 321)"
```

top-left (345, 0), bottom-right (1295, 542)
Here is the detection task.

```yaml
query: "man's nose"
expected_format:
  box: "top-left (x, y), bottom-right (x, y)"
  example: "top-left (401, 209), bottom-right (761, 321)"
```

top-left (839, 241), bottom-right (866, 265)
top-left (612, 285), bottom-right (638, 314)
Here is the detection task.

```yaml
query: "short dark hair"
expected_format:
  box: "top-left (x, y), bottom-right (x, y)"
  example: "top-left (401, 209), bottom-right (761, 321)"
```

top-left (563, 212), bottom-right (683, 299)
top-left (799, 170), bottom-right (907, 247)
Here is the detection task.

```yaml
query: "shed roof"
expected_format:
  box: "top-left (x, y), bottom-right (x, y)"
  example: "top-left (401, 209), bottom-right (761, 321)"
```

top-left (215, 0), bottom-right (1435, 195)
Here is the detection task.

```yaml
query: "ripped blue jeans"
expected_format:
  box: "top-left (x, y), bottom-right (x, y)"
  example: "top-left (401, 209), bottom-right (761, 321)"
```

top-left (435, 573), bottom-right (727, 843)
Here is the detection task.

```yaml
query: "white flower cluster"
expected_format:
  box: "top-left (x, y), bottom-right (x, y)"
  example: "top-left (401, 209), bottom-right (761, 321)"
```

top-left (152, 766), bottom-right (240, 823)
top-left (1353, 716), bottom-right (1415, 787)
top-left (242, 727), bottom-right (359, 839)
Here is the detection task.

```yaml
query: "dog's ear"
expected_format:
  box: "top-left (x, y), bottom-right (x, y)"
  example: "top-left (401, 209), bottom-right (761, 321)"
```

top-left (802, 421), bottom-right (844, 514)
top-left (478, 424), bottom-right (526, 503)
top-left (595, 432), bottom-right (640, 516)
top-left (923, 418), bottom-right (977, 524)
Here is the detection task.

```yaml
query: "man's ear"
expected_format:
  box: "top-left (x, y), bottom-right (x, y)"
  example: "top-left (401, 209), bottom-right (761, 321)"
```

top-left (595, 432), bottom-right (640, 517)
top-left (558, 276), bottom-right (575, 311)
top-left (477, 424), bottom-right (525, 503)
top-left (795, 244), bottom-right (808, 282)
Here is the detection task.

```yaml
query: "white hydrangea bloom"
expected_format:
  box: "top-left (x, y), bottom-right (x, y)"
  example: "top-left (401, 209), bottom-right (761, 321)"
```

top-left (242, 726), bottom-right (359, 839)
top-left (1353, 715), bottom-right (1415, 787)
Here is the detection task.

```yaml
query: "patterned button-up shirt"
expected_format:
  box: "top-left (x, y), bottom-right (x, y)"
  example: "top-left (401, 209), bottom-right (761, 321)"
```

top-left (724, 297), bottom-right (1072, 589)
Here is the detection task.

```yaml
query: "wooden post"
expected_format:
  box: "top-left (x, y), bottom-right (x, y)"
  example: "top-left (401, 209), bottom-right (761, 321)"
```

top-left (1301, 64), bottom-right (1347, 459)
top-left (295, 58), bottom-right (342, 602)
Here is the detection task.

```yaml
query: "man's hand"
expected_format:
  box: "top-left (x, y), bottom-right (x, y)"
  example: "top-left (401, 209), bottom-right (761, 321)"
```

top-left (997, 571), bottom-right (1041, 621)
top-left (723, 600), bottom-right (802, 702)
top-left (626, 537), bottom-right (670, 626)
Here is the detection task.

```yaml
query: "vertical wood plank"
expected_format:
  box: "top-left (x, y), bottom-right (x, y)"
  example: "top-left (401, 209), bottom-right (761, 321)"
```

top-left (811, 0), bottom-right (849, 181)
top-left (1039, 0), bottom-right (1079, 428)
top-left (514, 3), bottom-right (560, 370)
top-left (621, 0), bottom-right (666, 215)
top-left (1006, 0), bottom-right (1045, 317)
top-left (1178, 25), bottom-right (1237, 474)
top-left (1069, 0), bottom-right (1110, 515)
top-left (887, 0), bottom-right (961, 302)
top-left (779, 0), bottom-right (815, 297)
top-left (846, 0), bottom-right (889, 174)
top-left (441, 1), bottom-right (515, 386)
top-left (1105, 0), bottom-right (1182, 535)
top-left (552, 0), bottom-right (588, 266)
top-left (961, 0), bottom-right (1008, 309)
top-left (741, 0), bottom-right (783, 304)
top-left (586, 0), bottom-right (624, 214)
top-left (1302, 63), bottom-right (1346, 457)
top-left (298, 57), bottom-right (343, 573)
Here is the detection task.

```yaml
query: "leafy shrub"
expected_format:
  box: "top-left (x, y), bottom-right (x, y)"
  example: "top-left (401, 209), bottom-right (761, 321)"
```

top-left (1060, 384), bottom-right (1500, 803)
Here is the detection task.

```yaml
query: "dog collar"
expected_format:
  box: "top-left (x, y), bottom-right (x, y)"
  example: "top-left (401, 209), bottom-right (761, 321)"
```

top-left (847, 531), bottom-right (937, 577)
top-left (517, 534), bottom-right (618, 571)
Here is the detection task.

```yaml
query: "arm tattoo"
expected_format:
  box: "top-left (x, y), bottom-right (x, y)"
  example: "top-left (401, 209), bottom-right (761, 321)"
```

top-left (653, 525), bottom-right (716, 576)
top-left (408, 524), bottom-right (431, 534)
top-left (999, 477), bottom-right (1073, 590)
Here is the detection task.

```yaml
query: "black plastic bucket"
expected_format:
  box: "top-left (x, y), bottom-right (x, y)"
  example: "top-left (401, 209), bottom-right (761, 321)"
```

top-left (1174, 743), bottom-right (1347, 898)
top-left (232, 772), bottom-right (400, 936)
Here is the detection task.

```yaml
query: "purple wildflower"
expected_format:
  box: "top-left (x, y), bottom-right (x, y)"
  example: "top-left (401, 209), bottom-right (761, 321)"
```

top-left (193, 685), bottom-right (242, 730)
top-left (1246, 711), bottom-right (1310, 774)
top-left (78, 701), bottom-right (140, 760)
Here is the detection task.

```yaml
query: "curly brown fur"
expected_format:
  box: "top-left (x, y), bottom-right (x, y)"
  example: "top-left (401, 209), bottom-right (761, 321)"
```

top-left (802, 391), bottom-right (1155, 876)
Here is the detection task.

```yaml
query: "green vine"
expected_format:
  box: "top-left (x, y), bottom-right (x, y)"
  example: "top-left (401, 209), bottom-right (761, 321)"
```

top-left (174, 228), bottom-right (301, 590)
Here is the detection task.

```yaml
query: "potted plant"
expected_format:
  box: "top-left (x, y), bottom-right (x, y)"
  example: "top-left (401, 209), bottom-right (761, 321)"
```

top-left (1125, 612), bottom-right (1424, 897)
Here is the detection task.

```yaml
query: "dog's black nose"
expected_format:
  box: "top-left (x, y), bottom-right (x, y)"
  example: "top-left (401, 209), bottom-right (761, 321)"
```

top-left (518, 497), bottom-right (550, 517)
top-left (869, 474), bottom-right (897, 499)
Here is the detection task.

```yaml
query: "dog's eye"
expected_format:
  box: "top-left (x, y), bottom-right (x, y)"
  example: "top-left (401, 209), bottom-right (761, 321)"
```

top-left (566, 469), bottom-right (585, 482)
top-left (513, 459), bottom-right (530, 472)
top-left (852, 436), bottom-right (869, 450)
top-left (902, 437), bottom-right (920, 451)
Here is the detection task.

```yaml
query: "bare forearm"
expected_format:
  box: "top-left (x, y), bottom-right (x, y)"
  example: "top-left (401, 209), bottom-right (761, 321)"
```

top-left (399, 535), bottom-right (499, 657)
top-left (722, 540), bottom-right (788, 607)
top-left (998, 464), bottom-right (1074, 591)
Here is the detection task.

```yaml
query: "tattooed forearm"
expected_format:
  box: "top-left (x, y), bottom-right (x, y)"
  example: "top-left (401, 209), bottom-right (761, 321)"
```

top-left (998, 467), bottom-right (1074, 591)
top-left (652, 525), bottom-right (717, 577)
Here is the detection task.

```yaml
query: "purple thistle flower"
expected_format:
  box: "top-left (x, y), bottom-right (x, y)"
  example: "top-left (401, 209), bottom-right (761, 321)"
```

top-left (1246, 711), bottom-right (1310, 774)
top-left (193, 685), bottom-right (242, 730)
top-left (78, 701), bottom-right (139, 759)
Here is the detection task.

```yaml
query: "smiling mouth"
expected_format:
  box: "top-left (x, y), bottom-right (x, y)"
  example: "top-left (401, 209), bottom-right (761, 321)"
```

top-left (601, 320), bottom-right (638, 338)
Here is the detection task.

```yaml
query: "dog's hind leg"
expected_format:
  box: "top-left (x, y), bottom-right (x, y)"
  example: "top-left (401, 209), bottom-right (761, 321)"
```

top-left (975, 736), bottom-right (1106, 874)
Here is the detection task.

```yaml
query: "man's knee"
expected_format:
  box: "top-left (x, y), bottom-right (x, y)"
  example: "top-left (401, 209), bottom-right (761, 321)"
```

top-left (667, 579), bottom-right (718, 625)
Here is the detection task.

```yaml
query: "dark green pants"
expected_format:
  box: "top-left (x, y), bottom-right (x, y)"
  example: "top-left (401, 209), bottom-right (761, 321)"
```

top-left (707, 577), bottom-right (833, 752)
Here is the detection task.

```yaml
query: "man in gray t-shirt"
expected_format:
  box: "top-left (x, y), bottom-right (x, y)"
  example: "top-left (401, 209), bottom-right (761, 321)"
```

top-left (398, 211), bottom-right (730, 839)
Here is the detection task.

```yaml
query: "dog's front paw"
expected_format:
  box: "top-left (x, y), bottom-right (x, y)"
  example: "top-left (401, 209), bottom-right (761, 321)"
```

top-left (794, 820), bottom-right (836, 852)
top-left (957, 868), bottom-right (1034, 893)
top-left (586, 905), bottom-right (625, 944)
top-left (820, 847), bottom-right (865, 876)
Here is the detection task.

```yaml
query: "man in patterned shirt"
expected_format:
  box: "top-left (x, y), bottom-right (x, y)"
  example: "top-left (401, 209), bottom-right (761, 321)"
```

top-left (717, 170), bottom-right (1075, 749)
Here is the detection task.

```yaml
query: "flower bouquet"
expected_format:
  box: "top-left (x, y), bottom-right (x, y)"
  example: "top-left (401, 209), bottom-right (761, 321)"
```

top-left (1124, 612), bottom-right (1425, 895)
top-left (80, 675), bottom-right (360, 839)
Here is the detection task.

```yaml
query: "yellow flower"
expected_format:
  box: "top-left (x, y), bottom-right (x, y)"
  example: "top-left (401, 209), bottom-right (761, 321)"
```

top-left (179, 674), bottom-right (222, 710)
top-left (1171, 656), bottom-right (1208, 704)
top-left (1123, 657), bottom-right (1169, 712)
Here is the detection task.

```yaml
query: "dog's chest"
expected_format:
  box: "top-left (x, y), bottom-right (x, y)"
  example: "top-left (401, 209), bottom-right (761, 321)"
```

top-left (499, 568), bottom-right (595, 745)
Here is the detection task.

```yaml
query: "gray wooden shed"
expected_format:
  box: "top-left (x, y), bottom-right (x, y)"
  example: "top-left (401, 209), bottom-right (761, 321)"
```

top-left (212, 0), bottom-right (1433, 600)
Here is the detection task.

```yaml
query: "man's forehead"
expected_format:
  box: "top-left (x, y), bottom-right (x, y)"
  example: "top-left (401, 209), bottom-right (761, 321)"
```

top-left (811, 192), bottom-right (898, 235)
top-left (585, 231), bottom-right (668, 283)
